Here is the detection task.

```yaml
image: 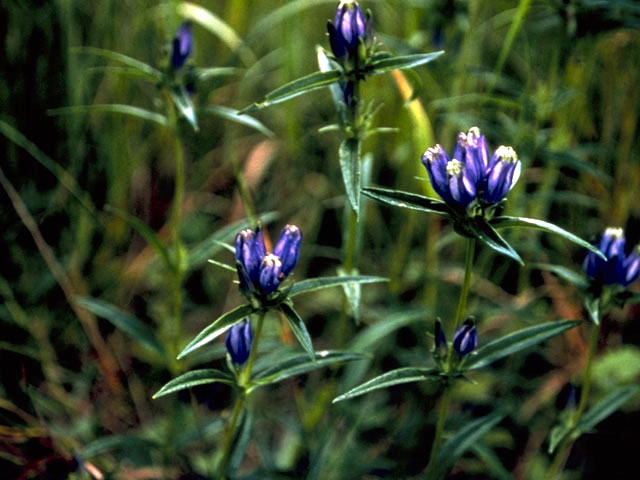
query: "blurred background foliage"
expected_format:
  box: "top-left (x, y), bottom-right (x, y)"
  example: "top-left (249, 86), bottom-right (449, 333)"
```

top-left (1, 0), bottom-right (640, 478)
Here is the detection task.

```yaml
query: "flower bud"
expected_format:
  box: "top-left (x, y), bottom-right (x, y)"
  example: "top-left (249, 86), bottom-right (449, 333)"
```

top-left (453, 318), bottom-right (478, 356)
top-left (434, 319), bottom-right (447, 354)
top-left (481, 145), bottom-right (521, 205)
top-left (273, 225), bottom-right (303, 278)
top-left (328, 1), bottom-right (368, 61)
top-left (225, 320), bottom-right (252, 366)
top-left (584, 227), bottom-right (627, 286)
top-left (620, 245), bottom-right (640, 287)
top-left (422, 145), bottom-right (476, 208)
top-left (235, 228), bottom-right (267, 293)
top-left (453, 127), bottom-right (489, 186)
top-left (171, 22), bottom-right (193, 71)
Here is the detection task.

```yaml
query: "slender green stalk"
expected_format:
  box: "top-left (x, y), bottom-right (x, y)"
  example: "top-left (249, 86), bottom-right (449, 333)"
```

top-left (218, 311), bottom-right (266, 480)
top-left (545, 322), bottom-right (601, 480)
top-left (453, 238), bottom-right (476, 335)
top-left (424, 237), bottom-right (476, 478)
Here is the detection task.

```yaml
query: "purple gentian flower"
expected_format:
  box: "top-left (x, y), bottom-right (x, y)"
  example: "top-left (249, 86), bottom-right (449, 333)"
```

top-left (584, 227), bottom-right (640, 287)
top-left (225, 320), bottom-right (252, 366)
top-left (171, 22), bottom-right (193, 70)
top-left (453, 319), bottom-right (478, 356)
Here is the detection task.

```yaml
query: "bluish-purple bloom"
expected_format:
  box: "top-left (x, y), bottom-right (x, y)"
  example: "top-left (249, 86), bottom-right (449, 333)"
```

top-left (328, 1), bottom-right (370, 62)
top-left (453, 319), bottom-right (478, 356)
top-left (225, 320), bottom-right (252, 366)
top-left (422, 127), bottom-right (521, 209)
top-left (171, 22), bottom-right (193, 70)
top-left (235, 225), bottom-right (302, 296)
top-left (584, 227), bottom-right (640, 287)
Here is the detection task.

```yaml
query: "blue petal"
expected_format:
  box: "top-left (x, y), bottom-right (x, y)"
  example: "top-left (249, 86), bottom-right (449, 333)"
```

top-left (273, 225), bottom-right (302, 277)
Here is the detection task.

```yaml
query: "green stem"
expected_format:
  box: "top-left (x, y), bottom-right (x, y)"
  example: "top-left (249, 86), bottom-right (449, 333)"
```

top-left (218, 312), bottom-right (266, 479)
top-left (426, 385), bottom-right (452, 475)
top-left (453, 238), bottom-right (476, 336)
top-left (545, 322), bottom-right (601, 480)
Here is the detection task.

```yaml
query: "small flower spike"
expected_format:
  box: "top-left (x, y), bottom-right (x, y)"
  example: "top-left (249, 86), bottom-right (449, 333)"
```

top-left (453, 319), bottom-right (478, 356)
top-left (225, 320), bottom-right (252, 366)
top-left (171, 22), bottom-right (193, 71)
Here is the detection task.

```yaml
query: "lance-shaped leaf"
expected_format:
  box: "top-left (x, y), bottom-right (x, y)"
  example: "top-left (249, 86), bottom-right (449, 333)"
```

top-left (469, 217), bottom-right (523, 265)
top-left (177, 304), bottom-right (255, 359)
top-left (279, 303), bottom-right (315, 362)
top-left (362, 186), bottom-right (452, 216)
top-left (463, 320), bottom-right (582, 371)
top-left (532, 263), bottom-right (588, 289)
top-left (105, 205), bottom-right (174, 272)
top-left (48, 104), bottom-right (169, 126)
top-left (333, 367), bottom-right (440, 403)
top-left (288, 275), bottom-right (387, 298)
top-left (152, 368), bottom-right (235, 399)
top-left (251, 350), bottom-right (366, 389)
top-left (576, 384), bottom-right (640, 434)
top-left (491, 216), bottom-right (606, 261)
top-left (169, 85), bottom-right (198, 131)
top-left (367, 51), bottom-right (445, 76)
top-left (340, 137), bottom-right (361, 216)
top-left (203, 106), bottom-right (273, 137)
top-left (426, 411), bottom-right (505, 480)
top-left (239, 70), bottom-right (341, 114)
top-left (584, 296), bottom-right (600, 325)
top-left (72, 46), bottom-right (163, 80)
top-left (74, 297), bottom-right (166, 357)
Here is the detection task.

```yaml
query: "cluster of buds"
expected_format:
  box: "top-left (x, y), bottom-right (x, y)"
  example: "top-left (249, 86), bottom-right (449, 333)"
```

top-left (422, 127), bottom-right (521, 211)
top-left (584, 227), bottom-right (640, 287)
top-left (235, 225), bottom-right (302, 299)
top-left (170, 22), bottom-right (193, 71)
top-left (434, 318), bottom-right (478, 359)
top-left (225, 320), bottom-right (253, 366)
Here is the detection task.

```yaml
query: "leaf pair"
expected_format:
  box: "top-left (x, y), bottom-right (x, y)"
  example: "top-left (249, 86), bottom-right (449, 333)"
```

top-left (362, 186), bottom-right (605, 265)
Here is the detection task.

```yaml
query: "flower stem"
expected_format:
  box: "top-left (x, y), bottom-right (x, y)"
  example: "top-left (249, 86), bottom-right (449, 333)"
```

top-left (453, 237), bottom-right (476, 335)
top-left (545, 321), bottom-right (601, 480)
top-left (424, 237), bottom-right (476, 478)
top-left (218, 312), bottom-right (266, 480)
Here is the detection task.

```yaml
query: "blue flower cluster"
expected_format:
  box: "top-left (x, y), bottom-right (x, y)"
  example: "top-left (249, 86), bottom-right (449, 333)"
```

top-left (584, 227), bottom-right (640, 287)
top-left (235, 225), bottom-right (302, 296)
top-left (422, 127), bottom-right (522, 210)
top-left (226, 320), bottom-right (252, 366)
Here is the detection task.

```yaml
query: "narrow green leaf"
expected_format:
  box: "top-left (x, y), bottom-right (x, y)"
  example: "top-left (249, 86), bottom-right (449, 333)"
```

top-left (470, 217), bottom-right (523, 265)
top-left (362, 186), bottom-right (452, 216)
top-left (333, 367), bottom-right (439, 403)
top-left (339, 138), bottom-right (361, 215)
top-left (177, 304), bottom-right (255, 359)
top-left (105, 205), bottom-right (174, 272)
top-left (548, 423), bottom-right (572, 454)
top-left (48, 104), bottom-right (168, 126)
top-left (84, 65), bottom-right (159, 81)
top-left (169, 85), bottom-right (198, 131)
top-left (252, 350), bottom-right (366, 387)
top-left (576, 384), bottom-right (640, 434)
top-left (74, 297), bottom-right (166, 357)
top-left (229, 408), bottom-right (253, 472)
top-left (491, 216), bottom-right (607, 261)
top-left (464, 320), bottom-right (581, 371)
top-left (427, 411), bottom-right (505, 480)
top-left (338, 267), bottom-right (361, 323)
top-left (279, 303), bottom-right (315, 362)
top-left (153, 369), bottom-right (235, 399)
top-left (288, 275), bottom-right (387, 298)
top-left (367, 51), bottom-right (445, 75)
top-left (196, 67), bottom-right (240, 81)
top-left (72, 46), bottom-right (162, 79)
top-left (202, 106), bottom-right (274, 137)
top-left (239, 70), bottom-right (341, 113)
top-left (0, 119), bottom-right (97, 218)
top-left (470, 443), bottom-right (514, 480)
top-left (532, 263), bottom-right (588, 288)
